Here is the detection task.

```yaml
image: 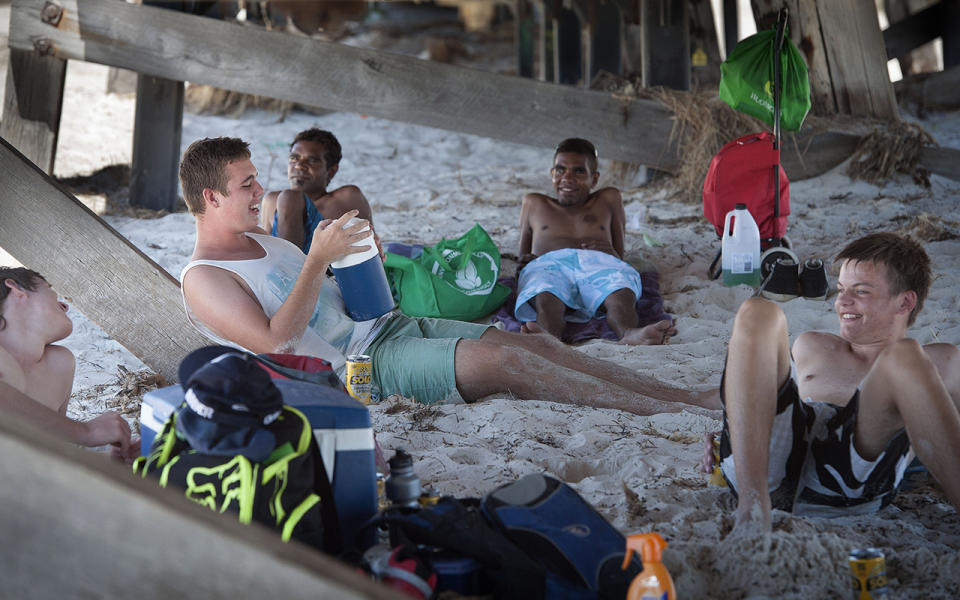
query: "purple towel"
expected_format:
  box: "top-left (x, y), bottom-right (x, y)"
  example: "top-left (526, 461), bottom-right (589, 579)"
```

top-left (491, 272), bottom-right (672, 344)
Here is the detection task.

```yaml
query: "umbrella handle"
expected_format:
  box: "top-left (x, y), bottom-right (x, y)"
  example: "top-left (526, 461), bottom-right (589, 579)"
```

top-left (773, 6), bottom-right (788, 150)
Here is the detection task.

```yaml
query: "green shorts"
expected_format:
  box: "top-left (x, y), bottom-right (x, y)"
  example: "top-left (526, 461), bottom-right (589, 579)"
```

top-left (363, 314), bottom-right (491, 405)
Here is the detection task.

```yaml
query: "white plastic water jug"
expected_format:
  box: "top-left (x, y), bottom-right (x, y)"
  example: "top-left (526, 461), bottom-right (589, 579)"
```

top-left (330, 218), bottom-right (395, 321)
top-left (721, 203), bottom-right (761, 287)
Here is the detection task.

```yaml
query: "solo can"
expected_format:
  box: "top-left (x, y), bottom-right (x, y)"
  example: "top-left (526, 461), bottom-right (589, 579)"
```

top-left (849, 547), bottom-right (888, 599)
top-left (346, 354), bottom-right (373, 404)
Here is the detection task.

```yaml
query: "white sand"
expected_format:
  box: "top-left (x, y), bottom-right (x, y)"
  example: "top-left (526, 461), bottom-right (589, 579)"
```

top-left (2, 11), bottom-right (959, 598)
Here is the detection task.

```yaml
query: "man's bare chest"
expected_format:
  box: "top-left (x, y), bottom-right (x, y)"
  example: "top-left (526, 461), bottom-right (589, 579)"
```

top-left (796, 357), bottom-right (869, 406)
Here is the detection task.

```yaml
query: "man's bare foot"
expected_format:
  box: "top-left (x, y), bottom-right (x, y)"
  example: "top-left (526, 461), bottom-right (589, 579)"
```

top-left (520, 321), bottom-right (542, 335)
top-left (617, 320), bottom-right (677, 345)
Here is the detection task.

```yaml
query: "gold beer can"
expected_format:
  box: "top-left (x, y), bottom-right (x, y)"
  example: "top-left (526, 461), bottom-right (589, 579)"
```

top-left (849, 547), bottom-right (888, 599)
top-left (346, 354), bottom-right (373, 404)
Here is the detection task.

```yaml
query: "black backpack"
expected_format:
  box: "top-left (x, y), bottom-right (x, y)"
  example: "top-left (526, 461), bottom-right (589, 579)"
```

top-left (133, 404), bottom-right (342, 553)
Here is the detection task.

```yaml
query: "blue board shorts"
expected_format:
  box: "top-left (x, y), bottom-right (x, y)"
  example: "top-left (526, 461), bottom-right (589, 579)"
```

top-left (363, 314), bottom-right (491, 405)
top-left (515, 248), bottom-right (643, 323)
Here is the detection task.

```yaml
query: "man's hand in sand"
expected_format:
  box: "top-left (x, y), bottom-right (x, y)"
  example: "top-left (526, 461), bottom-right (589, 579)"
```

top-left (80, 412), bottom-right (139, 464)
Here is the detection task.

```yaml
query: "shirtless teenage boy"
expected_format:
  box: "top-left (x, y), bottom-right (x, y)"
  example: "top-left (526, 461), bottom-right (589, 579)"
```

top-left (518, 138), bottom-right (675, 345)
top-left (706, 233), bottom-right (960, 531)
top-left (0, 267), bottom-right (136, 458)
top-left (260, 128), bottom-right (372, 253)
top-left (179, 137), bottom-right (720, 416)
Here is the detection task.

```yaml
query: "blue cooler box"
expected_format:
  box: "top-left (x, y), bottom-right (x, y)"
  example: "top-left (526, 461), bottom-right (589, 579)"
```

top-left (140, 379), bottom-right (378, 549)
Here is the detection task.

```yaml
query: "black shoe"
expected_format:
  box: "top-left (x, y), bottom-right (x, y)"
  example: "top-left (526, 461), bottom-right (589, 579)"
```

top-left (759, 258), bottom-right (800, 302)
top-left (800, 258), bottom-right (828, 300)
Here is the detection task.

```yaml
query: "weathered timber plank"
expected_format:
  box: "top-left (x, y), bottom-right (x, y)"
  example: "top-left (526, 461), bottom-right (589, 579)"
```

top-left (0, 412), bottom-right (395, 599)
top-left (779, 129), bottom-right (861, 181)
top-left (8, 0), bottom-right (680, 170)
top-left (787, 0), bottom-right (836, 115)
top-left (779, 129), bottom-right (960, 183)
top-left (816, 1), bottom-right (897, 120)
top-left (130, 74), bottom-right (184, 211)
top-left (895, 64), bottom-right (960, 112)
top-left (0, 47), bottom-right (66, 173)
top-left (0, 136), bottom-right (209, 382)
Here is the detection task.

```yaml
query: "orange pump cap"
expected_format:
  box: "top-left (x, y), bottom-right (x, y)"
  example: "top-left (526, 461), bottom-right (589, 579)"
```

top-left (622, 532), bottom-right (667, 570)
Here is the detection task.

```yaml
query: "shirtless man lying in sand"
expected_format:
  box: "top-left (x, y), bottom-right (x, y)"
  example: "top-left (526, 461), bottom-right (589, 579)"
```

top-left (0, 267), bottom-right (136, 459)
top-left (702, 233), bottom-right (960, 531)
top-left (517, 138), bottom-right (675, 345)
top-left (179, 137), bottom-right (718, 416)
top-left (260, 128), bottom-right (373, 254)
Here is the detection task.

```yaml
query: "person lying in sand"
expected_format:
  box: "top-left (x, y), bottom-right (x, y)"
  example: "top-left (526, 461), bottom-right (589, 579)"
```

top-left (701, 233), bottom-right (960, 531)
top-left (260, 128), bottom-right (373, 253)
top-left (0, 267), bottom-right (137, 460)
top-left (517, 138), bottom-right (676, 345)
top-left (178, 137), bottom-right (719, 416)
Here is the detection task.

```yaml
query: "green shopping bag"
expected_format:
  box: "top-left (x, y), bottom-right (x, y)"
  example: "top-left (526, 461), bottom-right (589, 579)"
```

top-left (719, 26), bottom-right (811, 131)
top-left (383, 224), bottom-right (510, 321)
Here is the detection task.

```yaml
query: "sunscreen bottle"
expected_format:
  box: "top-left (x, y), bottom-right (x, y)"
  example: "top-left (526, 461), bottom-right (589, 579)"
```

top-left (622, 532), bottom-right (676, 600)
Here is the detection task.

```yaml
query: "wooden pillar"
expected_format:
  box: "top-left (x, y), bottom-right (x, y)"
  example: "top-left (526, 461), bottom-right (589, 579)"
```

top-left (689, 0), bottom-right (722, 86)
top-left (723, 0), bottom-right (738, 58)
top-left (556, 4), bottom-right (583, 85)
top-left (590, 1), bottom-right (623, 81)
top-left (130, 75), bottom-right (184, 211)
top-left (814, 1), bottom-right (897, 119)
top-left (943, 0), bottom-right (960, 69)
top-left (641, 0), bottom-right (689, 89)
top-left (516, 0), bottom-right (536, 78)
top-left (538, 0), bottom-right (557, 82)
top-left (0, 48), bottom-right (66, 174)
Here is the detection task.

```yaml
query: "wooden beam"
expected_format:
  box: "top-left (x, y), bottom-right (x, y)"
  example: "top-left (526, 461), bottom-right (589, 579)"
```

top-left (538, 0), bottom-right (556, 82)
top-left (130, 74), bottom-right (183, 211)
top-left (0, 136), bottom-right (209, 382)
top-left (516, 0), bottom-right (536, 78)
top-left (752, 0), bottom-right (836, 116)
top-left (641, 0), bottom-right (689, 90)
top-left (943, 0), bottom-right (960, 69)
top-left (895, 64), bottom-right (960, 112)
top-left (0, 47), bottom-right (66, 173)
top-left (8, 0), bottom-right (680, 170)
top-left (689, 0), bottom-right (722, 87)
top-left (589, 1), bottom-right (623, 81)
top-left (779, 128), bottom-right (960, 183)
top-left (0, 410), bottom-right (396, 599)
top-left (556, 4), bottom-right (584, 85)
top-left (882, 1), bottom-right (943, 60)
top-left (815, 1), bottom-right (898, 120)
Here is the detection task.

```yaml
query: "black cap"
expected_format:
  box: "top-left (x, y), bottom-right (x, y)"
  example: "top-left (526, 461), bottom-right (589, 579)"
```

top-left (178, 346), bottom-right (283, 427)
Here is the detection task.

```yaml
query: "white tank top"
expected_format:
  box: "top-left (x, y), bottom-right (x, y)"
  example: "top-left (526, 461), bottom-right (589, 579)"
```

top-left (180, 232), bottom-right (388, 377)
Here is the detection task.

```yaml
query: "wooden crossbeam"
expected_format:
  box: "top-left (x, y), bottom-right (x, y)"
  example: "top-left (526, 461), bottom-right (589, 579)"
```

top-left (0, 136), bottom-right (208, 382)
top-left (883, 1), bottom-right (943, 60)
top-left (8, 0), bottom-right (680, 170)
top-left (0, 411), bottom-right (393, 599)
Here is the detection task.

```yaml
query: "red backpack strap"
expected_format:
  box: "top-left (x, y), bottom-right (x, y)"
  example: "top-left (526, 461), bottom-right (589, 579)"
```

top-left (254, 353), bottom-right (345, 391)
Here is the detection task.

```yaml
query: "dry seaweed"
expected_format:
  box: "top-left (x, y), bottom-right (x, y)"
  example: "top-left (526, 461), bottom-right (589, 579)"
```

top-left (847, 120), bottom-right (936, 187)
